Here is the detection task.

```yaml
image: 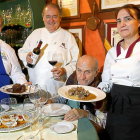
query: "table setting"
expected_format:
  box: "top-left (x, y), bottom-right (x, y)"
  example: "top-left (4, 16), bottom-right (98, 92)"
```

top-left (0, 84), bottom-right (103, 140)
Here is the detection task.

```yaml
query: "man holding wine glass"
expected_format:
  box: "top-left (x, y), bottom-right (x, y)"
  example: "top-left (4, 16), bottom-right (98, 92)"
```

top-left (18, 3), bottom-right (79, 97)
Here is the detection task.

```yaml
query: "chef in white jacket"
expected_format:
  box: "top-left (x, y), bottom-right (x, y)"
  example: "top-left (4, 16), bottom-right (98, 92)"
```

top-left (0, 15), bottom-right (31, 100)
top-left (18, 3), bottom-right (79, 96)
top-left (97, 4), bottom-right (140, 140)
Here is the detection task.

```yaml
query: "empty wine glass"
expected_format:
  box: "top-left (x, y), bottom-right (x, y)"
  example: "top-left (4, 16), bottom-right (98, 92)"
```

top-left (22, 98), bottom-right (39, 140)
top-left (0, 98), bottom-right (18, 137)
top-left (36, 85), bottom-right (48, 123)
top-left (47, 52), bottom-right (63, 78)
top-left (28, 84), bottom-right (39, 106)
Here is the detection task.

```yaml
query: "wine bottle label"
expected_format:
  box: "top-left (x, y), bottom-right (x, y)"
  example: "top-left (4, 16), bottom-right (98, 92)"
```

top-left (31, 52), bottom-right (39, 65)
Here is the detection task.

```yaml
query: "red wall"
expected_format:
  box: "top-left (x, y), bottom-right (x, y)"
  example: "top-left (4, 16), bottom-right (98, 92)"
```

top-left (51, 0), bottom-right (111, 72)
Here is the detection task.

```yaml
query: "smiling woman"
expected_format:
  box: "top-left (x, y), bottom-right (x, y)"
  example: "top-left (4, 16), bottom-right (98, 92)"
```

top-left (97, 4), bottom-right (140, 140)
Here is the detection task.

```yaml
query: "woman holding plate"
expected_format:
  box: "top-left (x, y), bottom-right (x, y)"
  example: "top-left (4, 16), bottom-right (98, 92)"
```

top-left (0, 15), bottom-right (31, 101)
top-left (98, 4), bottom-right (140, 140)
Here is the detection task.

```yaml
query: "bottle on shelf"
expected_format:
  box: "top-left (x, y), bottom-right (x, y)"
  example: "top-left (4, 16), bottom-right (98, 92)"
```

top-left (27, 40), bottom-right (43, 68)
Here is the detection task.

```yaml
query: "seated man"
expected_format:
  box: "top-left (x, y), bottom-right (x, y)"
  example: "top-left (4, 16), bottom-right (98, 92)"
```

top-left (64, 55), bottom-right (99, 121)
top-left (49, 55), bottom-right (105, 124)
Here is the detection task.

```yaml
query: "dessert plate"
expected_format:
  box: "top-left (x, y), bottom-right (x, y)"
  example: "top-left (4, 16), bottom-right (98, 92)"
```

top-left (0, 84), bottom-right (38, 95)
top-left (0, 111), bottom-right (32, 132)
top-left (50, 122), bottom-right (74, 134)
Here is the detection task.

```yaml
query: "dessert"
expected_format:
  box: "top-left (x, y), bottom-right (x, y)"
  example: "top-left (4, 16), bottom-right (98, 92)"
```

top-left (0, 114), bottom-right (26, 128)
top-left (6, 84), bottom-right (26, 93)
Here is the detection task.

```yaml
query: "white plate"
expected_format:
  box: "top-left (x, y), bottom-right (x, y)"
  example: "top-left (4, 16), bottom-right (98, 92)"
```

top-left (42, 103), bottom-right (71, 116)
top-left (0, 111), bottom-right (32, 132)
top-left (0, 84), bottom-right (38, 95)
top-left (18, 104), bottom-right (35, 110)
top-left (50, 122), bottom-right (74, 134)
top-left (58, 85), bottom-right (106, 102)
top-left (0, 104), bottom-right (9, 112)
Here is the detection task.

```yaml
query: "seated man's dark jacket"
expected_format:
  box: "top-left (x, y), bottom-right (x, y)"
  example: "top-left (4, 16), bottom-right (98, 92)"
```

top-left (66, 71), bottom-right (101, 115)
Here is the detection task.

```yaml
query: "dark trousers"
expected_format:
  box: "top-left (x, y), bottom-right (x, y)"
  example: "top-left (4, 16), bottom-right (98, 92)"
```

top-left (105, 84), bottom-right (140, 140)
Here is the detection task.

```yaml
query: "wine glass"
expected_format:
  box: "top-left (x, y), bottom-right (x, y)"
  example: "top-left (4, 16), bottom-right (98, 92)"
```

top-left (22, 98), bottom-right (39, 140)
top-left (28, 84), bottom-right (39, 107)
top-left (36, 85), bottom-right (48, 123)
top-left (0, 98), bottom-right (18, 137)
top-left (47, 52), bottom-right (63, 78)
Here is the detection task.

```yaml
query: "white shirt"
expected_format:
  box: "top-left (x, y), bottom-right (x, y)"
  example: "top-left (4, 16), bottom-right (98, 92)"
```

top-left (0, 40), bottom-right (27, 84)
top-left (98, 41), bottom-right (140, 93)
top-left (18, 27), bottom-right (79, 96)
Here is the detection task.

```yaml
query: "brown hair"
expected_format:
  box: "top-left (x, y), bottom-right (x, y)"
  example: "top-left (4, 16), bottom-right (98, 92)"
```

top-left (42, 2), bottom-right (61, 17)
top-left (115, 4), bottom-right (140, 20)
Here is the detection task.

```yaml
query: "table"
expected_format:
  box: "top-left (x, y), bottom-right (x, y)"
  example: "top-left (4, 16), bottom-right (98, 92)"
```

top-left (0, 116), bottom-right (99, 140)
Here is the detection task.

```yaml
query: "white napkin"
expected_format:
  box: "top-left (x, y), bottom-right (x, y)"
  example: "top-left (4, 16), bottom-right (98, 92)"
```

top-left (42, 104), bottom-right (70, 116)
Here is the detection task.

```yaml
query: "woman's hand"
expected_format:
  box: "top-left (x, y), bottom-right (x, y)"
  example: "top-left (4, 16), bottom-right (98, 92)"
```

top-left (26, 52), bottom-right (33, 64)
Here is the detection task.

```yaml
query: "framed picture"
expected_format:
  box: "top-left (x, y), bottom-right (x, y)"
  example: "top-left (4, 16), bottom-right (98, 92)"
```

top-left (100, 0), bottom-right (140, 12)
top-left (105, 22), bottom-right (122, 47)
top-left (57, 0), bottom-right (80, 19)
top-left (62, 25), bottom-right (85, 56)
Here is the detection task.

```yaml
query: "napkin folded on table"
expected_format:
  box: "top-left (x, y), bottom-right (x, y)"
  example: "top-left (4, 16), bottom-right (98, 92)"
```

top-left (42, 104), bottom-right (70, 115)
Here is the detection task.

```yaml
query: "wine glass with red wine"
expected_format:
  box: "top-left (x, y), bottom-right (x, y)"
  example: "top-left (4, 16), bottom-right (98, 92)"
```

top-left (48, 52), bottom-right (63, 78)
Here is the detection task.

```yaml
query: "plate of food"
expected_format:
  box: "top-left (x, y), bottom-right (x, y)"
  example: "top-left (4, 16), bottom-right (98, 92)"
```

top-left (58, 85), bottom-right (106, 102)
top-left (0, 84), bottom-right (38, 95)
top-left (42, 103), bottom-right (71, 116)
top-left (0, 111), bottom-right (32, 132)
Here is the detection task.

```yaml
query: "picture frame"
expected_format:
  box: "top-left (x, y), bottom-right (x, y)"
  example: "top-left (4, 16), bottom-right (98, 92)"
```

top-left (100, 0), bottom-right (140, 12)
top-left (57, 0), bottom-right (80, 19)
top-left (62, 25), bottom-right (85, 56)
top-left (105, 22), bottom-right (122, 47)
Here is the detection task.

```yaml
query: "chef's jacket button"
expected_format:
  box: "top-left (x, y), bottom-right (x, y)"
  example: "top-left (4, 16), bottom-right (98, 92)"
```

top-left (127, 76), bottom-right (129, 78)
top-left (115, 60), bottom-right (117, 63)
top-left (111, 74), bottom-right (114, 76)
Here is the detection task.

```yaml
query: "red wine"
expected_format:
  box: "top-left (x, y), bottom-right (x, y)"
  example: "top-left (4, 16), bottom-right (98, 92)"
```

top-left (27, 40), bottom-right (43, 68)
top-left (48, 61), bottom-right (57, 66)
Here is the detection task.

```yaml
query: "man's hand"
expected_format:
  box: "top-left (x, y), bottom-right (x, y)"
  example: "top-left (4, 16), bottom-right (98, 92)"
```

top-left (26, 52), bottom-right (33, 64)
top-left (64, 108), bottom-right (89, 121)
top-left (51, 67), bottom-right (66, 79)
top-left (24, 82), bottom-right (32, 85)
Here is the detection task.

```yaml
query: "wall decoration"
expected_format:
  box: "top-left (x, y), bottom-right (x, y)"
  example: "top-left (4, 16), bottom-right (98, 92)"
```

top-left (57, 0), bottom-right (80, 19)
top-left (62, 25), bottom-right (85, 56)
top-left (100, 0), bottom-right (140, 12)
top-left (105, 22), bottom-right (122, 47)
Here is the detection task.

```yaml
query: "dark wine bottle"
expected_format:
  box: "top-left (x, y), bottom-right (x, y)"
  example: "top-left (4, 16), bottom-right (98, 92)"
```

top-left (27, 40), bottom-right (43, 68)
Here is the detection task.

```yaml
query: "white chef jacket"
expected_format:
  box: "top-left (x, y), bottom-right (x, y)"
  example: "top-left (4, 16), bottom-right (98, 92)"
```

top-left (18, 27), bottom-right (79, 96)
top-left (98, 41), bottom-right (140, 93)
top-left (0, 40), bottom-right (27, 84)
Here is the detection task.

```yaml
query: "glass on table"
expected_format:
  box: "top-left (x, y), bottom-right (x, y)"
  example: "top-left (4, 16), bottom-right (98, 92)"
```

top-left (36, 85), bottom-right (48, 123)
top-left (0, 98), bottom-right (18, 138)
top-left (22, 98), bottom-right (39, 140)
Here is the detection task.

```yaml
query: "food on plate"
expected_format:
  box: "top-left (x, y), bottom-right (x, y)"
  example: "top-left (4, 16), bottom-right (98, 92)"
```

top-left (0, 114), bottom-right (26, 128)
top-left (6, 84), bottom-right (27, 93)
top-left (66, 86), bottom-right (97, 100)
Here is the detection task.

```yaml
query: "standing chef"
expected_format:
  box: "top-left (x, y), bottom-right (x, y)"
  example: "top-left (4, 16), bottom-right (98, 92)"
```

top-left (0, 15), bottom-right (31, 101)
top-left (98, 4), bottom-right (140, 140)
top-left (18, 3), bottom-right (79, 96)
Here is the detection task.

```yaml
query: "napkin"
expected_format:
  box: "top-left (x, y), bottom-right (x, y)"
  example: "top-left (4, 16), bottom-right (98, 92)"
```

top-left (42, 104), bottom-right (70, 115)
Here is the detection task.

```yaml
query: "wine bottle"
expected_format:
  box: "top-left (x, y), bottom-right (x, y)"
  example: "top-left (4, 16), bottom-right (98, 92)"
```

top-left (27, 40), bottom-right (43, 68)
